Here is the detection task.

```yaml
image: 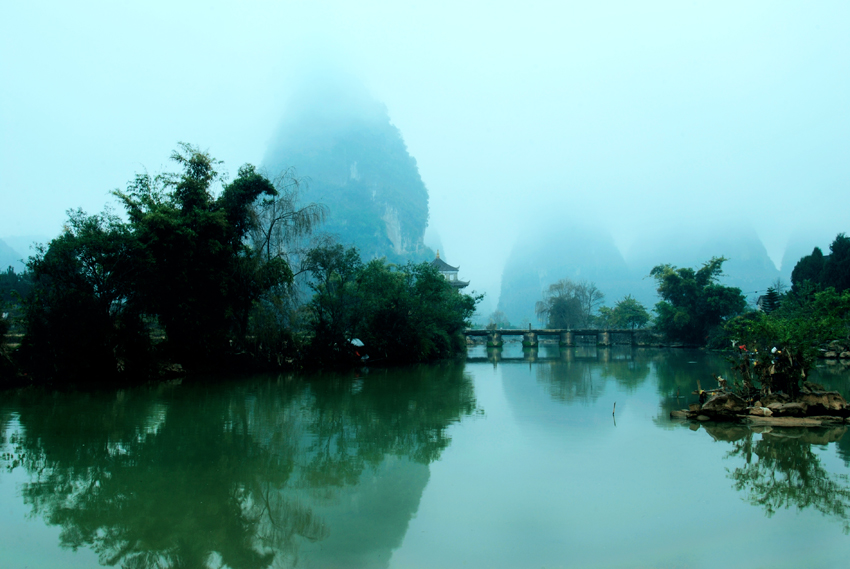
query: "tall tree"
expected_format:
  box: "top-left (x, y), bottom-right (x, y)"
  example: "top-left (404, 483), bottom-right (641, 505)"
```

top-left (304, 244), bottom-right (364, 360)
top-left (20, 145), bottom-right (305, 381)
top-left (598, 295), bottom-right (651, 329)
top-left (650, 257), bottom-right (746, 344)
top-left (305, 245), bottom-right (478, 364)
top-left (791, 246), bottom-right (825, 292)
top-left (20, 210), bottom-right (150, 381)
top-left (535, 279), bottom-right (604, 329)
top-left (823, 233), bottom-right (850, 293)
top-left (760, 287), bottom-right (781, 314)
top-left (114, 144), bottom-right (291, 364)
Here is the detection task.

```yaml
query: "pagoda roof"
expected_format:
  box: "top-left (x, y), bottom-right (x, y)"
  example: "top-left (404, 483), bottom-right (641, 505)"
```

top-left (431, 256), bottom-right (459, 272)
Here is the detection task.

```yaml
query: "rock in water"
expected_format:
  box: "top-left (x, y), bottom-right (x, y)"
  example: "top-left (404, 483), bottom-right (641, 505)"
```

top-left (700, 393), bottom-right (747, 418)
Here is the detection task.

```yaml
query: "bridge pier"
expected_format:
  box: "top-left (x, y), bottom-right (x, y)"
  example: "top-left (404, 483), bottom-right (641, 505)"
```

top-left (522, 331), bottom-right (538, 348)
top-left (598, 331), bottom-right (611, 347)
top-left (559, 331), bottom-right (574, 347)
top-left (486, 331), bottom-right (503, 348)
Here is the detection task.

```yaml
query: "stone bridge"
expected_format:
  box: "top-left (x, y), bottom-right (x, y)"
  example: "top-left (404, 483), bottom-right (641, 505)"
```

top-left (464, 328), bottom-right (660, 348)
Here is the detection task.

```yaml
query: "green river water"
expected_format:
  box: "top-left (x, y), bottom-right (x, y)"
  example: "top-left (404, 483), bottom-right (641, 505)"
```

top-left (2, 345), bottom-right (850, 568)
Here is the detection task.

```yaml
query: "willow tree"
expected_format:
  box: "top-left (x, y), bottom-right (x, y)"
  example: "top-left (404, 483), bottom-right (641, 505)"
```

top-left (535, 279), bottom-right (604, 329)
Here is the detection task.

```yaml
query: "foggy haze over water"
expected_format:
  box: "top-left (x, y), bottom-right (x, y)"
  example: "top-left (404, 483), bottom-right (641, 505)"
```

top-left (2, 1), bottom-right (848, 310)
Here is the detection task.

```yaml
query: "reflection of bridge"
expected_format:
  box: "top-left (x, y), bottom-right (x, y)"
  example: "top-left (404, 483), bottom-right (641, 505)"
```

top-left (464, 328), bottom-right (661, 348)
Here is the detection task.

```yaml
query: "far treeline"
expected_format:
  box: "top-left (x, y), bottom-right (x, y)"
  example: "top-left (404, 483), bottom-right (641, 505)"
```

top-left (0, 145), bottom-right (479, 387)
top-left (2, 145), bottom-right (849, 388)
top-left (488, 236), bottom-right (850, 358)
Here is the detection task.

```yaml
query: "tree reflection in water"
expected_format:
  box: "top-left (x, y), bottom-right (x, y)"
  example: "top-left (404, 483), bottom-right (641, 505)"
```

top-left (534, 346), bottom-right (651, 404)
top-left (704, 423), bottom-right (850, 533)
top-left (1, 362), bottom-right (476, 568)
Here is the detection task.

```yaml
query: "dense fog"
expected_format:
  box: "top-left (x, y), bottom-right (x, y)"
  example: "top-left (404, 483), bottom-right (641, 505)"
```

top-left (2, 1), bottom-right (848, 319)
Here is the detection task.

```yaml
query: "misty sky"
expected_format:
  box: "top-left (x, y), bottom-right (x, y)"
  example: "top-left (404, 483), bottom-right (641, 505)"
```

top-left (2, 1), bottom-right (848, 307)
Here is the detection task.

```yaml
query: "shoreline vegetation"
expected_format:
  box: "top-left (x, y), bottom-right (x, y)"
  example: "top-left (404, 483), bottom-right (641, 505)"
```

top-left (0, 146), bottom-right (479, 389)
top-left (1, 146), bottom-right (848, 391)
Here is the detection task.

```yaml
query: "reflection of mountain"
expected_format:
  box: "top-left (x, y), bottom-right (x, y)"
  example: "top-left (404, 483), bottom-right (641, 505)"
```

top-left (263, 76), bottom-right (433, 264)
top-left (702, 423), bottom-right (850, 532)
top-left (1, 362), bottom-right (476, 568)
top-left (296, 457), bottom-right (430, 569)
top-left (499, 348), bottom-right (651, 433)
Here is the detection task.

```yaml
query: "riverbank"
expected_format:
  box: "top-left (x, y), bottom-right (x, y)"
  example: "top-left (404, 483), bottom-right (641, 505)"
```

top-left (670, 383), bottom-right (850, 426)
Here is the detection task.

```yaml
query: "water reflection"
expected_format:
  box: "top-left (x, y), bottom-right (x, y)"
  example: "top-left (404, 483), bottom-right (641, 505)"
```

top-left (1, 362), bottom-right (476, 568)
top-left (697, 423), bottom-right (850, 533)
top-left (482, 345), bottom-right (652, 406)
top-left (536, 347), bottom-right (650, 404)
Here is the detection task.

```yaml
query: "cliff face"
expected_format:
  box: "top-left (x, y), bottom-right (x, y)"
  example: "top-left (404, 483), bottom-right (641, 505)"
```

top-left (263, 79), bottom-right (432, 264)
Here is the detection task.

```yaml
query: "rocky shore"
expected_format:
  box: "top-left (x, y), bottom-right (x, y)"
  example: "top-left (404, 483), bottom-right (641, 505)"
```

top-left (822, 340), bottom-right (850, 360)
top-left (670, 382), bottom-right (850, 426)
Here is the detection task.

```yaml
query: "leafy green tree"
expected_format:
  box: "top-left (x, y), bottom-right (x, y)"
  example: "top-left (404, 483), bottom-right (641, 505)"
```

top-left (791, 234), bottom-right (850, 294)
top-left (598, 295), bottom-right (651, 329)
top-left (650, 257), bottom-right (746, 345)
top-left (114, 144), bottom-right (291, 365)
top-left (355, 260), bottom-right (477, 363)
top-left (305, 245), bottom-right (478, 365)
top-left (823, 233), bottom-right (850, 293)
top-left (724, 282), bottom-right (850, 398)
top-left (535, 279), bottom-right (604, 329)
top-left (19, 210), bottom-right (151, 382)
top-left (304, 244), bottom-right (364, 362)
top-left (791, 246), bottom-right (825, 292)
top-left (19, 145), bottom-right (304, 381)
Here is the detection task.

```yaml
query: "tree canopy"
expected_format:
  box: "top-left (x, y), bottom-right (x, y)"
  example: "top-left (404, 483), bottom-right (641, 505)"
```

top-left (535, 279), bottom-right (604, 329)
top-left (305, 245), bottom-right (479, 365)
top-left (598, 295), bottom-right (651, 329)
top-left (18, 145), bottom-right (311, 382)
top-left (650, 257), bottom-right (746, 344)
top-left (791, 233), bottom-right (850, 293)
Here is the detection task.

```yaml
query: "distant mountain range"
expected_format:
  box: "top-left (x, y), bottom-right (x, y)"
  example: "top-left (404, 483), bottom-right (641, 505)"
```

top-left (0, 236), bottom-right (51, 273)
top-left (496, 219), bottom-right (793, 326)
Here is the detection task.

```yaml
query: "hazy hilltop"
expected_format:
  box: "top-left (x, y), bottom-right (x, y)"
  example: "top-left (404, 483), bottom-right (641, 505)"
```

top-left (497, 218), bottom-right (633, 326)
top-left (625, 224), bottom-right (781, 303)
top-left (263, 75), bottom-right (433, 264)
top-left (0, 239), bottom-right (24, 272)
top-left (496, 218), bottom-right (787, 326)
top-left (779, 227), bottom-right (840, 282)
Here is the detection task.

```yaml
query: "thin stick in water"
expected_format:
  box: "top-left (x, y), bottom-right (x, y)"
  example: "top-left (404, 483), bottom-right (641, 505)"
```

top-left (612, 402), bottom-right (616, 416)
